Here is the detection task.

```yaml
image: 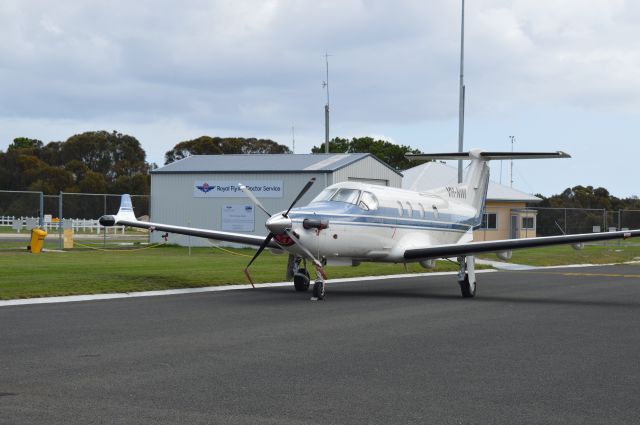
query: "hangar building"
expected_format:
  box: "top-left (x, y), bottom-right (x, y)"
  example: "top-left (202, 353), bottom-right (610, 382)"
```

top-left (150, 153), bottom-right (402, 246)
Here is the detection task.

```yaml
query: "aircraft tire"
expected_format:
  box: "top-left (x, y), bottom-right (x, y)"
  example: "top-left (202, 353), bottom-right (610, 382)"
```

top-left (459, 274), bottom-right (476, 298)
top-left (294, 269), bottom-right (310, 292)
top-left (312, 281), bottom-right (325, 300)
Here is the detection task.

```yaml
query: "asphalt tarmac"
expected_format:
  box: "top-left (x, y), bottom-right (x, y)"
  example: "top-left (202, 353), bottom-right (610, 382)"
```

top-left (2, 264), bottom-right (640, 424)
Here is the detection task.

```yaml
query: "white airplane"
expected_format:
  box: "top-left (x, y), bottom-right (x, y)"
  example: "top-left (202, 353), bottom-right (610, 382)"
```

top-left (100, 149), bottom-right (640, 300)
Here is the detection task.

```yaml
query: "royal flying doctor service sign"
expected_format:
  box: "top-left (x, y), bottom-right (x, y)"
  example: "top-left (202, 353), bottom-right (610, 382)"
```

top-left (194, 180), bottom-right (283, 198)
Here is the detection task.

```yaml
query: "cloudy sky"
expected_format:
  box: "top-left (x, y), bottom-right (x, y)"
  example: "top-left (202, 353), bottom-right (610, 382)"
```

top-left (1, 0), bottom-right (639, 197)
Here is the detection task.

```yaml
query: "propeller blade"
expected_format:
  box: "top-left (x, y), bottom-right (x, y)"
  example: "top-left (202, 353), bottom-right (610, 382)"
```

top-left (239, 183), bottom-right (271, 216)
top-left (285, 229), bottom-right (327, 279)
top-left (283, 177), bottom-right (316, 217)
top-left (243, 233), bottom-right (274, 288)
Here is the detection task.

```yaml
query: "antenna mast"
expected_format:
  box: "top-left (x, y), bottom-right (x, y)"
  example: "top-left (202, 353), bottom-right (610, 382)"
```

top-left (323, 52), bottom-right (331, 153)
top-left (457, 0), bottom-right (465, 183)
top-left (292, 123), bottom-right (295, 154)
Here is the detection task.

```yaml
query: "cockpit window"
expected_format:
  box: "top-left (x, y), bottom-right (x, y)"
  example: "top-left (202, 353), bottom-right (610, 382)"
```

top-left (331, 188), bottom-right (361, 204)
top-left (358, 191), bottom-right (379, 211)
top-left (311, 188), bottom-right (338, 203)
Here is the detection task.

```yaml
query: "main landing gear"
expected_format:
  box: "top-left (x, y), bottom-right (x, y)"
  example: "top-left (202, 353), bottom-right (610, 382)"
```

top-left (457, 255), bottom-right (477, 298)
top-left (292, 257), bottom-right (310, 292)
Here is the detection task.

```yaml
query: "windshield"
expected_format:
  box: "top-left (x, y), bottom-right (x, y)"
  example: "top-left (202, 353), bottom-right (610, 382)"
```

top-left (330, 188), bottom-right (361, 204)
top-left (311, 188), bottom-right (361, 205)
top-left (311, 188), bottom-right (338, 203)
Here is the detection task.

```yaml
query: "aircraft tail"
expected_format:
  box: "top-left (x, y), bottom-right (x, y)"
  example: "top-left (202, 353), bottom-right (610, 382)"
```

top-left (406, 149), bottom-right (570, 226)
top-left (99, 194), bottom-right (137, 226)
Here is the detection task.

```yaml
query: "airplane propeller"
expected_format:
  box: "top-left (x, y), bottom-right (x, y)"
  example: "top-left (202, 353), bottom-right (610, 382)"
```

top-left (239, 177), bottom-right (326, 287)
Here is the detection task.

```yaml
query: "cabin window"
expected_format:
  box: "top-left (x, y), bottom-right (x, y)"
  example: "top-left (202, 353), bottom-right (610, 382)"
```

top-left (396, 201), bottom-right (404, 216)
top-left (522, 216), bottom-right (535, 230)
top-left (481, 213), bottom-right (497, 230)
top-left (311, 188), bottom-right (338, 203)
top-left (418, 203), bottom-right (425, 219)
top-left (432, 205), bottom-right (439, 219)
top-left (405, 202), bottom-right (413, 218)
top-left (358, 191), bottom-right (379, 211)
top-left (330, 188), bottom-right (361, 204)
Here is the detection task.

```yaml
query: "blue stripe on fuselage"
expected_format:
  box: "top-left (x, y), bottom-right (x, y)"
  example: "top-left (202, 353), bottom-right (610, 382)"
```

top-left (287, 202), bottom-right (474, 232)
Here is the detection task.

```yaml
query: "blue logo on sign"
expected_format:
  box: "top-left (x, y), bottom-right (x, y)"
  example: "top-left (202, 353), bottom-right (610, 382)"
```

top-left (196, 182), bottom-right (215, 193)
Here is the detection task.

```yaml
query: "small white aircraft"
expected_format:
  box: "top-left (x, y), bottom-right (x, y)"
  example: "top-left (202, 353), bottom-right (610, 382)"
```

top-left (100, 149), bottom-right (640, 300)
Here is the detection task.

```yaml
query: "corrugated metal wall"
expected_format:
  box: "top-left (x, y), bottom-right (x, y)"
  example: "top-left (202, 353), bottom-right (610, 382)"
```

top-left (150, 172), bottom-right (327, 246)
top-left (330, 156), bottom-right (402, 187)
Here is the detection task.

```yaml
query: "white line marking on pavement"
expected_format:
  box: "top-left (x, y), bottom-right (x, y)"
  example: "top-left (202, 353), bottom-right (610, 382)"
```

top-left (0, 270), bottom-right (498, 307)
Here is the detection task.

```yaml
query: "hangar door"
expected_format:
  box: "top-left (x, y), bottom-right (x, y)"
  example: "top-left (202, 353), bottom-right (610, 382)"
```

top-left (348, 177), bottom-right (388, 186)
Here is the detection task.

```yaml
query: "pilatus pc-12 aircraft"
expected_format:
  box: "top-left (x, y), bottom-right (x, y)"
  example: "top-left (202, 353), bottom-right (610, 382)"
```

top-left (100, 149), bottom-right (640, 301)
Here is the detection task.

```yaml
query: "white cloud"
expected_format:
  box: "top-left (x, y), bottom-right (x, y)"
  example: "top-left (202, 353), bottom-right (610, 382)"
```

top-left (1, 0), bottom-right (639, 195)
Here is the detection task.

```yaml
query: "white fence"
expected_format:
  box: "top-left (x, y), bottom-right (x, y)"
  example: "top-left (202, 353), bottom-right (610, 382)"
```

top-left (0, 216), bottom-right (125, 234)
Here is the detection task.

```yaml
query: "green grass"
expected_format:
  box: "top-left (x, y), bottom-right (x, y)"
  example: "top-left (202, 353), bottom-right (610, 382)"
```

top-left (3, 241), bottom-right (640, 300)
top-left (0, 245), bottom-right (462, 300)
top-left (480, 243), bottom-right (640, 267)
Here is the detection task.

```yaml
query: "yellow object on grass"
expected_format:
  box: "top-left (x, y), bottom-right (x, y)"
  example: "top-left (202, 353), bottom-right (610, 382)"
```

top-left (29, 228), bottom-right (48, 254)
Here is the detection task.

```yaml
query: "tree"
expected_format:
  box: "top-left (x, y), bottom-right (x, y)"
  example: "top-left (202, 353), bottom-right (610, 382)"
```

top-left (164, 136), bottom-right (292, 164)
top-left (311, 136), bottom-right (425, 170)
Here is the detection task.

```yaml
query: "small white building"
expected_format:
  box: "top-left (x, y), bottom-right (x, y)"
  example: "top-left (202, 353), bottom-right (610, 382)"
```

top-left (150, 153), bottom-right (402, 246)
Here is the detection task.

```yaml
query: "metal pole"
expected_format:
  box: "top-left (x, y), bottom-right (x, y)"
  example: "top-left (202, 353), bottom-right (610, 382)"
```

top-left (323, 52), bottom-right (331, 153)
top-left (58, 191), bottom-right (63, 249)
top-left (564, 208), bottom-right (567, 235)
top-left (324, 105), bottom-right (330, 153)
top-left (457, 0), bottom-right (465, 184)
top-left (103, 194), bottom-right (107, 247)
top-left (509, 136), bottom-right (515, 187)
top-left (39, 192), bottom-right (44, 228)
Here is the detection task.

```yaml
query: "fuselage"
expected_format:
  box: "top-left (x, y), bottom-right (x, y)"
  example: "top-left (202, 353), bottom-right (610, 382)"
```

top-left (272, 181), bottom-right (482, 264)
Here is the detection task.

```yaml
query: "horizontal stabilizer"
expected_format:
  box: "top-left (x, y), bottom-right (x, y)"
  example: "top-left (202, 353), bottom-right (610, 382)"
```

top-left (406, 151), bottom-right (570, 161)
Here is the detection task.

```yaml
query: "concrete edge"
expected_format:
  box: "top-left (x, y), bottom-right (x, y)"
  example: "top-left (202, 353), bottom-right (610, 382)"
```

top-left (0, 269), bottom-right (498, 307)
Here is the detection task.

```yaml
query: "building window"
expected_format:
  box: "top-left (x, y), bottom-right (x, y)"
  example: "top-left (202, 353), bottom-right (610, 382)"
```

top-left (522, 216), bottom-right (535, 230)
top-left (481, 213), bottom-right (497, 230)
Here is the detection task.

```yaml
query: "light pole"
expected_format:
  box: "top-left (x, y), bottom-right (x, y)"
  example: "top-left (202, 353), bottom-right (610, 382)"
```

top-left (457, 0), bottom-right (465, 183)
top-left (322, 52), bottom-right (331, 153)
top-left (509, 135), bottom-right (515, 187)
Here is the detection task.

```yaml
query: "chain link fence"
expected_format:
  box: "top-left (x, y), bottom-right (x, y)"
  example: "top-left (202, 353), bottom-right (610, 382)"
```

top-left (0, 191), bottom-right (149, 249)
top-left (3, 188), bottom-right (640, 249)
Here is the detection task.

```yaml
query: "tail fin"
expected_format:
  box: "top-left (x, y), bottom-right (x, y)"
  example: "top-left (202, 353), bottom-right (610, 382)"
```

top-left (406, 149), bottom-right (570, 225)
top-left (99, 194), bottom-right (137, 226)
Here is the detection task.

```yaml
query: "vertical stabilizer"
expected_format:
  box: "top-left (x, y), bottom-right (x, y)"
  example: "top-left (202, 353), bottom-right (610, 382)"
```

top-left (115, 194), bottom-right (137, 221)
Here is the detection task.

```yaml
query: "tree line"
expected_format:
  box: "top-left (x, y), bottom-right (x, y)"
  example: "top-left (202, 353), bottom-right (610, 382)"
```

top-left (1, 130), bottom-right (637, 221)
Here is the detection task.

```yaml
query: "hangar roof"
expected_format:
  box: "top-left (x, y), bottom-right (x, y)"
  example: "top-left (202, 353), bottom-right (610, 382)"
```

top-left (152, 153), bottom-right (402, 176)
top-left (402, 161), bottom-right (541, 203)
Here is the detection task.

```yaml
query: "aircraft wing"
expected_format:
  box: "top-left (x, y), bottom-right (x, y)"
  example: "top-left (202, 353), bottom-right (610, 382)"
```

top-left (99, 195), bottom-right (281, 249)
top-left (404, 229), bottom-right (640, 261)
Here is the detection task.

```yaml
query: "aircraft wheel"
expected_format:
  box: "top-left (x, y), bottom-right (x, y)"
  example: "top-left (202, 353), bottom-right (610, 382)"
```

top-left (459, 274), bottom-right (476, 298)
top-left (294, 268), bottom-right (310, 292)
top-left (312, 280), bottom-right (325, 300)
